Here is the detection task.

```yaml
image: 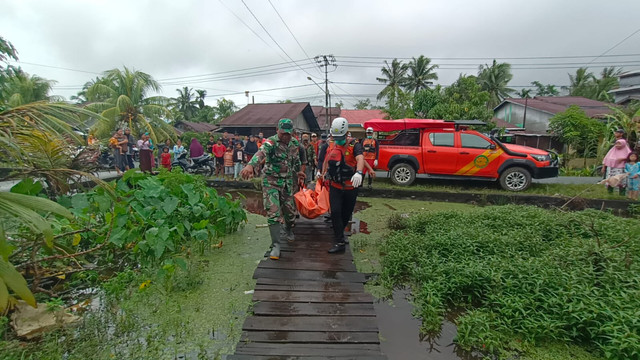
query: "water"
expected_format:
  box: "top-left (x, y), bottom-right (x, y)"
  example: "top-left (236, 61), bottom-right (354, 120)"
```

top-left (375, 290), bottom-right (482, 360)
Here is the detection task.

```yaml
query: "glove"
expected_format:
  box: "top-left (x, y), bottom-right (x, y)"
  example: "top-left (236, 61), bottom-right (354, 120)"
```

top-left (350, 172), bottom-right (363, 187)
top-left (316, 170), bottom-right (321, 178)
top-left (373, 160), bottom-right (378, 167)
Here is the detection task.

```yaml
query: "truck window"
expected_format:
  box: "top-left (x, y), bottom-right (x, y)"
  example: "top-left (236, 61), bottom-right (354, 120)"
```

top-left (460, 133), bottom-right (492, 149)
top-left (381, 130), bottom-right (420, 146)
top-left (428, 133), bottom-right (454, 147)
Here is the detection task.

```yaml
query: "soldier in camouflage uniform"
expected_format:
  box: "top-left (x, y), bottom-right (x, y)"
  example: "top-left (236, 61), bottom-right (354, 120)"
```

top-left (241, 118), bottom-right (305, 260)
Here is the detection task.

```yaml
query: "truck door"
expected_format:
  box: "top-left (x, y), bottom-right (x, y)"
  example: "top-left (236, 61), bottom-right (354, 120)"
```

top-left (423, 131), bottom-right (460, 174)
top-left (455, 132), bottom-right (502, 177)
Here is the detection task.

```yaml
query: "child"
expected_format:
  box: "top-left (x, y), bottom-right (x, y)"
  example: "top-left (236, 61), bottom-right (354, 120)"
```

top-left (173, 139), bottom-right (185, 160)
top-left (109, 136), bottom-right (124, 155)
top-left (160, 146), bottom-right (172, 170)
top-left (212, 138), bottom-right (226, 177)
top-left (233, 142), bottom-right (244, 180)
top-left (625, 152), bottom-right (639, 200)
top-left (223, 146), bottom-right (234, 180)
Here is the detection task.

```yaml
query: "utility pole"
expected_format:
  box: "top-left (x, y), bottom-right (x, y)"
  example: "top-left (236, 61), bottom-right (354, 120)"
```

top-left (314, 55), bottom-right (336, 130)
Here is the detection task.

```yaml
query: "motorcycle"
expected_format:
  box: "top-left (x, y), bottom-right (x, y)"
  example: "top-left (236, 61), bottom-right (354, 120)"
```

top-left (97, 147), bottom-right (114, 170)
top-left (171, 151), bottom-right (215, 176)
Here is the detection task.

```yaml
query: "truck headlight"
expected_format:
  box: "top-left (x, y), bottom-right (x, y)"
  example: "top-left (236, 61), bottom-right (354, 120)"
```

top-left (530, 154), bottom-right (550, 162)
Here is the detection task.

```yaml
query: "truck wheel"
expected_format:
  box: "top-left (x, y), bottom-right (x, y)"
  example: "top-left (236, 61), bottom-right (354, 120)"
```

top-left (499, 167), bottom-right (531, 191)
top-left (390, 163), bottom-right (416, 186)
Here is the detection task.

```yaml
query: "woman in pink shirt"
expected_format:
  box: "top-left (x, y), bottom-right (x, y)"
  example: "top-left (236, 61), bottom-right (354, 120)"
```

top-left (602, 128), bottom-right (632, 195)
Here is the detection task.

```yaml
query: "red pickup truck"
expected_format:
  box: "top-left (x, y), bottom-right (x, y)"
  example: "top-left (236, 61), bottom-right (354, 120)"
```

top-left (363, 119), bottom-right (558, 191)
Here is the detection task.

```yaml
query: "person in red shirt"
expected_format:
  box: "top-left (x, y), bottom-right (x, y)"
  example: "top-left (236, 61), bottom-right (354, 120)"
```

top-left (212, 138), bottom-right (226, 177)
top-left (160, 146), bottom-right (172, 170)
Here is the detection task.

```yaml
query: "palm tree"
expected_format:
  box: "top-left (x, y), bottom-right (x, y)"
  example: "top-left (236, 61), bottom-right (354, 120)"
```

top-left (0, 69), bottom-right (60, 108)
top-left (376, 59), bottom-right (408, 100)
top-left (592, 67), bottom-right (621, 102)
top-left (195, 89), bottom-right (207, 110)
top-left (402, 55), bottom-right (438, 93)
top-left (515, 89), bottom-right (532, 99)
top-left (170, 86), bottom-right (199, 121)
top-left (477, 60), bottom-right (514, 109)
top-left (566, 67), bottom-right (595, 97)
top-left (85, 67), bottom-right (174, 142)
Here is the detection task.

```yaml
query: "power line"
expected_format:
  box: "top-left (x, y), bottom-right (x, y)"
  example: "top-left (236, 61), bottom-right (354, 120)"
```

top-left (586, 27), bottom-right (640, 66)
top-left (240, 0), bottom-right (320, 80)
top-left (335, 53), bottom-right (640, 61)
top-left (334, 58), bottom-right (640, 67)
top-left (267, 0), bottom-right (322, 76)
top-left (9, 61), bottom-right (101, 75)
top-left (156, 59), bottom-right (311, 81)
top-left (216, 0), bottom-right (288, 63)
top-left (161, 65), bottom-right (318, 86)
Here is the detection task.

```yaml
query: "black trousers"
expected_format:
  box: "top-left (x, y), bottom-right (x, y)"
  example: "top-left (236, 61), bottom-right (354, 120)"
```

top-left (329, 186), bottom-right (358, 244)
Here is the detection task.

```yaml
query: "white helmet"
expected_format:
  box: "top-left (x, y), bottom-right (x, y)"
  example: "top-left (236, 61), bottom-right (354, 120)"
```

top-left (330, 117), bottom-right (349, 138)
top-left (366, 127), bottom-right (374, 133)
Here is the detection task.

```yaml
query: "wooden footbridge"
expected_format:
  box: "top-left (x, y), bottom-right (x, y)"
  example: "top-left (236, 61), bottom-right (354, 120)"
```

top-left (228, 217), bottom-right (388, 360)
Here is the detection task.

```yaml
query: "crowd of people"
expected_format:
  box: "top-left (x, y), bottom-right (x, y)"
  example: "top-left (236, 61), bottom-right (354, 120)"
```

top-left (602, 128), bottom-right (639, 200)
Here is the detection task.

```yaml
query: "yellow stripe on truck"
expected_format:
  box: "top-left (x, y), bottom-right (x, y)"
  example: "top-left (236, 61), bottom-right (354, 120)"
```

top-left (454, 149), bottom-right (504, 176)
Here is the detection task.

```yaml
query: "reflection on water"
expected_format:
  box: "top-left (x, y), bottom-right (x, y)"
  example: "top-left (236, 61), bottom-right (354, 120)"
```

top-left (375, 289), bottom-right (482, 360)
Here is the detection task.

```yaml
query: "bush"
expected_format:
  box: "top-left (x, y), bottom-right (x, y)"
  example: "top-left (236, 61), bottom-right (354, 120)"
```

top-left (380, 205), bottom-right (640, 359)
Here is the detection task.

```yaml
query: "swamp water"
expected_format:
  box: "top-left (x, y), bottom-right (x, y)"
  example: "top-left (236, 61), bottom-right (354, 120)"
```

top-left (230, 190), bottom-right (480, 360)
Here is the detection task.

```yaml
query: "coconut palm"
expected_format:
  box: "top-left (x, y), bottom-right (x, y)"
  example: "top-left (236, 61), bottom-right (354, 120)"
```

top-left (376, 59), bottom-right (408, 100)
top-left (170, 86), bottom-right (199, 121)
top-left (566, 67), bottom-right (596, 97)
top-left (0, 69), bottom-right (61, 108)
top-left (592, 67), bottom-right (621, 102)
top-left (515, 89), bottom-right (532, 99)
top-left (195, 89), bottom-right (207, 110)
top-left (86, 67), bottom-right (174, 142)
top-left (402, 55), bottom-right (438, 93)
top-left (477, 60), bottom-right (514, 109)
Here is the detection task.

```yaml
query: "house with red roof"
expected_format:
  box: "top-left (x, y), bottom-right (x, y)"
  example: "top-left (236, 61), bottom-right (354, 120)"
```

top-left (339, 109), bottom-right (387, 138)
top-left (493, 96), bottom-right (614, 134)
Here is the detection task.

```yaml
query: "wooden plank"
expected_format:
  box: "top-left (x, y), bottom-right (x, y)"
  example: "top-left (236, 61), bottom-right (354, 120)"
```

top-left (254, 278), bottom-right (365, 293)
top-left (253, 268), bottom-right (365, 283)
top-left (252, 301), bottom-right (375, 316)
top-left (241, 331), bottom-right (380, 344)
top-left (234, 343), bottom-right (382, 357)
top-left (253, 290), bottom-right (373, 303)
top-left (242, 316), bottom-right (378, 332)
top-left (257, 259), bottom-right (356, 272)
top-left (228, 355), bottom-right (388, 360)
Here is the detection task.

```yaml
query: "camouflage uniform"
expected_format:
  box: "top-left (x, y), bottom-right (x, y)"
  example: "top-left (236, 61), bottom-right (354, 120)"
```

top-left (248, 135), bottom-right (301, 226)
top-left (304, 142), bottom-right (316, 183)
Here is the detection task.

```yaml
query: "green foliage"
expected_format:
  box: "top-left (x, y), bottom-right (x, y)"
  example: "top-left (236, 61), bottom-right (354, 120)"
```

top-left (549, 105), bottom-right (606, 158)
top-left (377, 58), bottom-right (408, 101)
top-left (531, 81), bottom-right (560, 97)
top-left (63, 170), bottom-right (246, 266)
top-left (477, 59), bottom-right (514, 108)
top-left (403, 55), bottom-right (439, 93)
top-left (413, 75), bottom-right (492, 121)
top-left (379, 205), bottom-right (640, 358)
top-left (354, 98), bottom-right (373, 110)
top-left (382, 89), bottom-right (415, 119)
top-left (566, 67), bottom-right (621, 102)
top-left (180, 131), bottom-right (211, 147)
top-left (45, 297), bottom-right (64, 312)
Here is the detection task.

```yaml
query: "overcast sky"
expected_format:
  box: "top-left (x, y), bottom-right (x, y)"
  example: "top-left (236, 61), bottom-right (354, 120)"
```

top-left (3, 0), bottom-right (640, 109)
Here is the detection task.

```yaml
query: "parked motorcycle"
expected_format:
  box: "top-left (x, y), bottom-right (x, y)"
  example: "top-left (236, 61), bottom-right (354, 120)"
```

top-left (171, 151), bottom-right (214, 176)
top-left (97, 147), bottom-right (114, 170)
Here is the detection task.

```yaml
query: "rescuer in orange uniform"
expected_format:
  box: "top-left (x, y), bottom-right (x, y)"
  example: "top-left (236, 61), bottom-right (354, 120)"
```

top-left (362, 126), bottom-right (379, 189)
top-left (324, 118), bottom-right (365, 254)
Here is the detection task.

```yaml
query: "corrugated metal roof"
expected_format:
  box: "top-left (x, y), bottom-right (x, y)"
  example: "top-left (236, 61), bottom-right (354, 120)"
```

top-left (340, 109), bottom-right (387, 127)
top-left (220, 102), bottom-right (319, 130)
top-left (175, 121), bottom-right (219, 133)
top-left (495, 96), bottom-right (614, 118)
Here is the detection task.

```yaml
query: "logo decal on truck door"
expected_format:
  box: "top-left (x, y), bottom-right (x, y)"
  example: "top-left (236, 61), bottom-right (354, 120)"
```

top-left (473, 155), bottom-right (489, 168)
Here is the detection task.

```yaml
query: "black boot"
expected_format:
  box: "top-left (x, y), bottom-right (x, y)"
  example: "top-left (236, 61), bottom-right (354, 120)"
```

top-left (619, 188), bottom-right (626, 196)
top-left (328, 242), bottom-right (346, 254)
top-left (607, 186), bottom-right (614, 194)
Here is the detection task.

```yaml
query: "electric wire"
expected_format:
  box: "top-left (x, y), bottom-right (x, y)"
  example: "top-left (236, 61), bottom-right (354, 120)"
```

top-left (240, 0), bottom-right (321, 80)
top-left (267, 0), bottom-right (322, 76)
top-left (586, 27), bottom-right (640, 66)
